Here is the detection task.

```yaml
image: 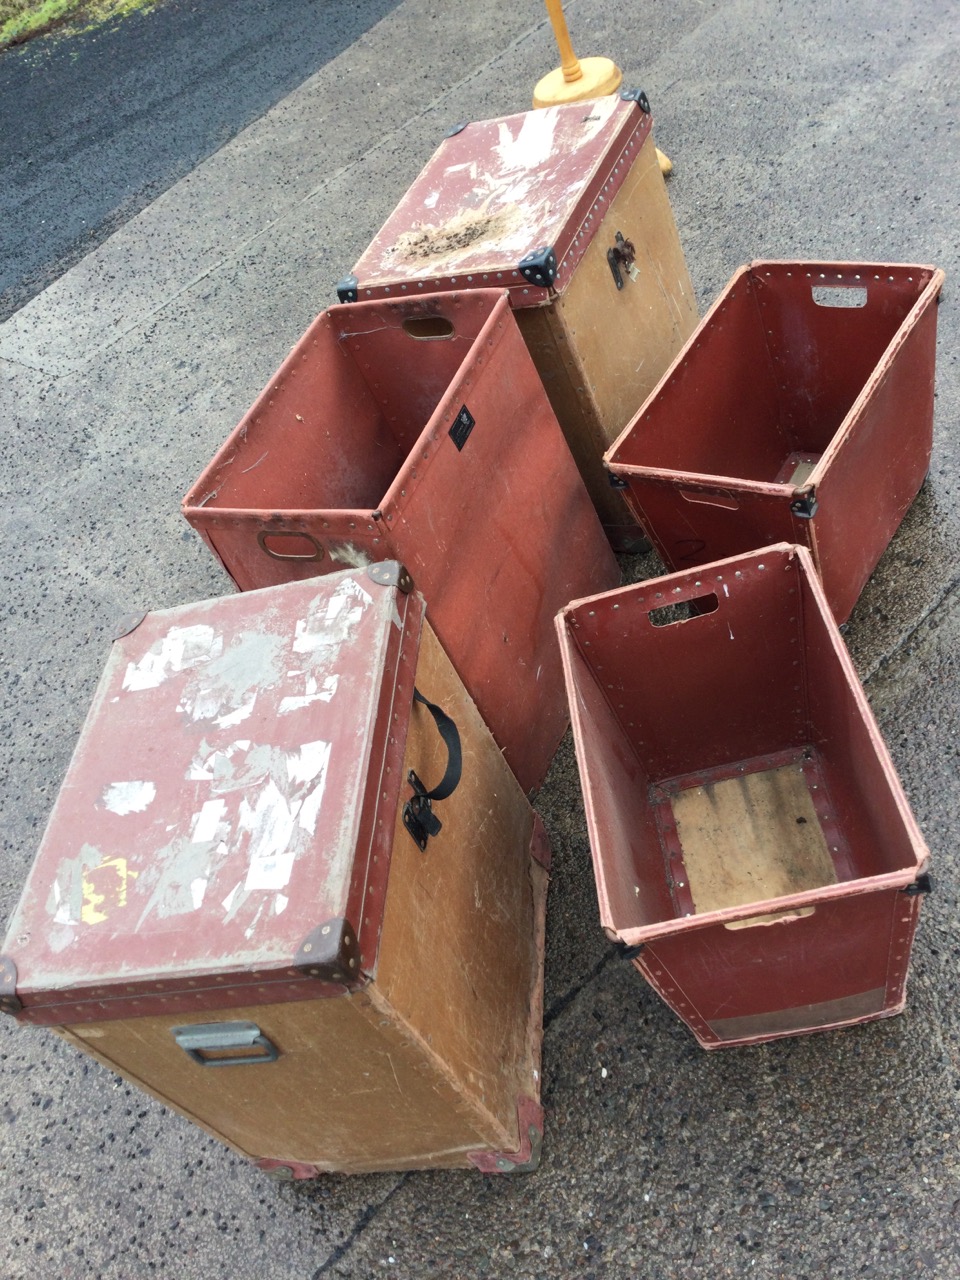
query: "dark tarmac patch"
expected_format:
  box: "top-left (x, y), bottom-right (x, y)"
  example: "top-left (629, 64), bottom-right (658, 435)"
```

top-left (0, 0), bottom-right (402, 321)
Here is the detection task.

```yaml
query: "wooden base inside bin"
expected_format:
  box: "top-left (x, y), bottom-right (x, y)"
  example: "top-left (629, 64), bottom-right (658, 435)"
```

top-left (672, 755), bottom-right (836, 926)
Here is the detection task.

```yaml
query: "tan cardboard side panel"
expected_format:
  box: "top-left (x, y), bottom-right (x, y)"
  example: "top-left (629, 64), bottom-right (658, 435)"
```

top-left (60, 986), bottom-right (499, 1173)
top-left (376, 622), bottom-right (542, 1152)
top-left (514, 303), bottom-right (630, 532)
top-left (557, 132), bottom-right (699, 442)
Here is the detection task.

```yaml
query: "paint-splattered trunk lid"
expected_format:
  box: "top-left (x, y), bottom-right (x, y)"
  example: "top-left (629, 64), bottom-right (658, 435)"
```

top-left (343, 92), bottom-right (652, 305)
top-left (1, 565), bottom-right (420, 1025)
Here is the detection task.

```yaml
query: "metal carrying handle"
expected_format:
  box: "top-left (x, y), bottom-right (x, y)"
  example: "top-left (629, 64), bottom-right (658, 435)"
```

top-left (402, 689), bottom-right (463, 851)
top-left (172, 1021), bottom-right (280, 1067)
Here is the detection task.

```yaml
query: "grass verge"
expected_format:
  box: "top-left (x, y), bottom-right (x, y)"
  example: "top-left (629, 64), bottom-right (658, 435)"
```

top-left (0, 0), bottom-right (158, 51)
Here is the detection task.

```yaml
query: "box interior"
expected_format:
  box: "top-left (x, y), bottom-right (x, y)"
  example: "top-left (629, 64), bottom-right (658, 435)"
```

top-left (562, 548), bottom-right (920, 936)
top-left (612, 266), bottom-right (927, 484)
top-left (192, 295), bottom-right (496, 513)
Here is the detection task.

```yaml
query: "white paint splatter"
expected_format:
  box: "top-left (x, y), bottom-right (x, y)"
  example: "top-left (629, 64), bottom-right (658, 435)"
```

top-left (423, 190), bottom-right (440, 209)
top-left (244, 902), bottom-right (266, 940)
top-left (323, 577), bottom-right (372, 624)
top-left (214, 692), bottom-right (257, 729)
top-left (187, 740), bottom-right (251, 782)
top-left (286, 739), bottom-right (332, 787)
top-left (240, 779), bottom-right (299, 891)
top-left (190, 798), bottom-right (227, 844)
top-left (190, 878), bottom-right (208, 910)
top-left (122, 625), bottom-right (223, 691)
top-left (494, 108), bottom-right (560, 174)
top-left (52, 880), bottom-right (73, 926)
top-left (274, 894), bottom-right (289, 915)
top-left (102, 780), bottom-right (157, 816)
top-left (298, 778), bottom-right (327, 836)
top-left (222, 882), bottom-right (242, 913)
top-left (278, 674), bottom-right (339, 714)
top-left (292, 615), bottom-right (328, 653)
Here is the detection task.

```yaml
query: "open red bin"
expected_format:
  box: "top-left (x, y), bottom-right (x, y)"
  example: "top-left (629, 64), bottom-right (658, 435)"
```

top-left (605, 262), bottom-right (944, 622)
top-left (183, 288), bottom-right (619, 793)
top-left (556, 543), bottom-right (931, 1049)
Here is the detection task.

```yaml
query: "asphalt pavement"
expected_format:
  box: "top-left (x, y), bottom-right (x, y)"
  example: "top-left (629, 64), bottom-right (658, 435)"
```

top-left (1, 1), bottom-right (958, 1277)
top-left (0, 0), bottom-right (402, 319)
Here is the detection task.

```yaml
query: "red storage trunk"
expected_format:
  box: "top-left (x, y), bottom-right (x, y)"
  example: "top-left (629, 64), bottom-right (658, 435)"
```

top-left (604, 262), bottom-right (944, 622)
top-left (182, 288), bottom-right (619, 794)
top-left (556, 544), bottom-right (931, 1049)
top-left (0, 565), bottom-right (549, 1175)
top-left (340, 92), bottom-right (698, 548)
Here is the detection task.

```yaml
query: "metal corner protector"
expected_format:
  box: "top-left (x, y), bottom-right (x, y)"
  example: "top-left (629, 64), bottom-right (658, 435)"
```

top-left (517, 245), bottom-right (558, 289)
top-left (366, 562), bottom-right (414, 593)
top-left (619, 87), bottom-right (651, 114)
top-left (336, 274), bottom-right (359, 304)
top-left (0, 956), bottom-right (22, 1016)
top-left (293, 917), bottom-right (364, 986)
top-left (467, 1096), bottom-right (544, 1174)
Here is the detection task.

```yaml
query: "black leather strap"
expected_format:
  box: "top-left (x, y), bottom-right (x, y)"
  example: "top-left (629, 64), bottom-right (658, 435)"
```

top-left (412, 688), bottom-right (462, 801)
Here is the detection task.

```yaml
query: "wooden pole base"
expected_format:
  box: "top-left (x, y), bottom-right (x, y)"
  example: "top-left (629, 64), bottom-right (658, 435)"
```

top-left (532, 57), bottom-right (623, 108)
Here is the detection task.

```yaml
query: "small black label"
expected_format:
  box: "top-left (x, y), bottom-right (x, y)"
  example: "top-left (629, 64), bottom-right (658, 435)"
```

top-left (449, 405), bottom-right (475, 451)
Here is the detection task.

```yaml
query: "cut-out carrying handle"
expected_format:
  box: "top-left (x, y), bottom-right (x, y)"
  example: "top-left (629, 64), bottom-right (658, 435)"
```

top-left (402, 689), bottom-right (463, 850)
top-left (811, 284), bottom-right (868, 309)
top-left (402, 314), bottom-right (456, 340)
top-left (635, 575), bottom-right (728, 615)
top-left (678, 487), bottom-right (740, 511)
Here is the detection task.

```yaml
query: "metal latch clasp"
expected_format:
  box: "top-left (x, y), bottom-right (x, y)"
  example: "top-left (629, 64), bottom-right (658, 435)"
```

top-left (403, 771), bottom-right (444, 850)
top-left (607, 231), bottom-right (638, 290)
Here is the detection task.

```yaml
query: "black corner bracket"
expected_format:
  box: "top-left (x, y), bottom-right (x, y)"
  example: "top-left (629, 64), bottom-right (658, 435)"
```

top-left (902, 872), bottom-right (934, 897)
top-left (613, 940), bottom-right (644, 961)
top-left (367, 561), bottom-right (414, 593)
top-left (336, 274), bottom-right (359, 304)
top-left (619, 88), bottom-right (651, 114)
top-left (294, 918), bottom-right (363, 985)
top-left (0, 956), bottom-right (21, 1016)
top-left (790, 491), bottom-right (819, 519)
top-left (518, 245), bottom-right (558, 289)
top-left (444, 120), bottom-right (470, 138)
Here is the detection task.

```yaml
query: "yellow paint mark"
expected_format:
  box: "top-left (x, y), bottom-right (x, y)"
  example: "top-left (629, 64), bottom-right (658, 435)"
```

top-left (80, 876), bottom-right (108, 925)
top-left (81, 857), bottom-right (139, 925)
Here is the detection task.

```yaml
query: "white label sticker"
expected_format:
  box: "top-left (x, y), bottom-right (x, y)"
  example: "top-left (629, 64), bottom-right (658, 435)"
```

top-left (102, 780), bottom-right (157, 816)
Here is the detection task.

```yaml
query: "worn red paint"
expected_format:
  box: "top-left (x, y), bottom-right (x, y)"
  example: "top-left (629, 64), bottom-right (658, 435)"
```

top-left (605, 261), bottom-right (945, 623)
top-left (2, 568), bottom-right (420, 1024)
top-left (556, 543), bottom-right (931, 1048)
top-left (348, 95), bottom-right (652, 304)
top-left (182, 288), bottom-right (619, 793)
